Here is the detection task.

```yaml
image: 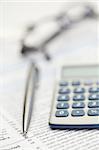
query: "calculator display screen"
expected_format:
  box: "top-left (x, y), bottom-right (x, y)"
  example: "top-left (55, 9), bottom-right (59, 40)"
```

top-left (62, 65), bottom-right (99, 78)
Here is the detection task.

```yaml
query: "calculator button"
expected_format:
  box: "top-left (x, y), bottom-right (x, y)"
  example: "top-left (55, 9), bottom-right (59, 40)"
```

top-left (57, 102), bottom-right (69, 109)
top-left (96, 81), bottom-right (99, 85)
top-left (59, 81), bottom-right (68, 86)
top-left (71, 110), bottom-right (85, 117)
top-left (55, 110), bottom-right (69, 117)
top-left (88, 101), bottom-right (99, 108)
top-left (88, 94), bottom-right (99, 100)
top-left (59, 88), bottom-right (70, 94)
top-left (89, 87), bottom-right (99, 93)
top-left (88, 109), bottom-right (99, 116)
top-left (58, 95), bottom-right (70, 101)
top-left (84, 80), bottom-right (93, 86)
top-left (72, 81), bottom-right (80, 86)
top-left (73, 87), bottom-right (85, 93)
top-left (73, 94), bottom-right (85, 101)
top-left (72, 102), bottom-right (85, 108)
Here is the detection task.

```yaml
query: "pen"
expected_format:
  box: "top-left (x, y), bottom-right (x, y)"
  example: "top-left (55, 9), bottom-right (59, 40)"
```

top-left (22, 62), bottom-right (39, 135)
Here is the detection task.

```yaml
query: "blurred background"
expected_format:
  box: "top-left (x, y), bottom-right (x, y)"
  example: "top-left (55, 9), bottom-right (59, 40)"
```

top-left (0, 0), bottom-right (99, 66)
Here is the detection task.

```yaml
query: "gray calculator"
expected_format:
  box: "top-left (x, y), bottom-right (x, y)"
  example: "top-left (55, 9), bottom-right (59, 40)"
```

top-left (49, 65), bottom-right (99, 129)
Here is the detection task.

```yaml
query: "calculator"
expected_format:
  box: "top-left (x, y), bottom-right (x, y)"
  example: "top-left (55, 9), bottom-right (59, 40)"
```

top-left (49, 65), bottom-right (99, 129)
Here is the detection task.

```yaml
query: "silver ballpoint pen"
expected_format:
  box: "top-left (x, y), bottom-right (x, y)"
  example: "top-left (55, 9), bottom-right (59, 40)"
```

top-left (22, 62), bottom-right (39, 135)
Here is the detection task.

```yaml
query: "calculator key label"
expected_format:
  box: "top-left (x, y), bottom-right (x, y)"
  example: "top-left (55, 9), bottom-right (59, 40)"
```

top-left (72, 81), bottom-right (81, 86)
top-left (88, 94), bottom-right (99, 100)
top-left (59, 81), bottom-right (68, 86)
top-left (73, 94), bottom-right (85, 101)
top-left (84, 80), bottom-right (93, 86)
top-left (72, 102), bottom-right (85, 108)
top-left (73, 87), bottom-right (85, 93)
top-left (58, 95), bottom-right (70, 101)
top-left (59, 88), bottom-right (70, 94)
top-left (88, 109), bottom-right (99, 116)
top-left (55, 110), bottom-right (69, 117)
top-left (71, 110), bottom-right (85, 117)
top-left (89, 87), bottom-right (99, 93)
top-left (88, 101), bottom-right (99, 108)
top-left (57, 102), bottom-right (69, 109)
top-left (96, 81), bottom-right (99, 85)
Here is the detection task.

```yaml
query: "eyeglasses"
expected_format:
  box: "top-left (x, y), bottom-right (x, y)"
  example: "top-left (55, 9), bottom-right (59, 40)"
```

top-left (20, 3), bottom-right (99, 61)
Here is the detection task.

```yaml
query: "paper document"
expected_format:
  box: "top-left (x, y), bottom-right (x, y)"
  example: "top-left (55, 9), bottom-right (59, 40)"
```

top-left (0, 109), bottom-right (48, 150)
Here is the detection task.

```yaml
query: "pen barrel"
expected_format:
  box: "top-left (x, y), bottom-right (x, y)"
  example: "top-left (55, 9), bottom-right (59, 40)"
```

top-left (22, 63), bottom-right (39, 134)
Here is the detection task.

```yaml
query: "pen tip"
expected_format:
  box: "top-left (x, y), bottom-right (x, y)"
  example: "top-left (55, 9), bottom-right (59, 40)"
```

top-left (23, 131), bottom-right (27, 137)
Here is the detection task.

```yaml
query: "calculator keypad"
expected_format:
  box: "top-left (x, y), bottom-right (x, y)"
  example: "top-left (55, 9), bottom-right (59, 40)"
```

top-left (55, 80), bottom-right (99, 117)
